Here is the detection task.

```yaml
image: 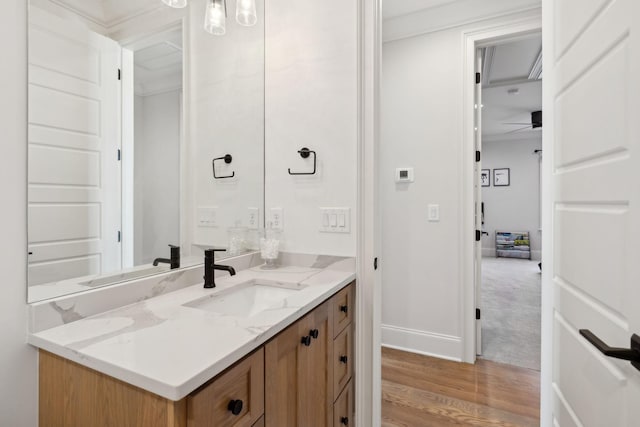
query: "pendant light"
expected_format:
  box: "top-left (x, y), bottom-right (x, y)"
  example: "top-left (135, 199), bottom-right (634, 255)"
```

top-left (235, 0), bottom-right (257, 26)
top-left (162, 0), bottom-right (188, 8)
top-left (204, 0), bottom-right (226, 36)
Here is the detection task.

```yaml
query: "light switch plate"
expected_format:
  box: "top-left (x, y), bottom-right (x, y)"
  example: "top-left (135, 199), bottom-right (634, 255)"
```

top-left (320, 208), bottom-right (351, 233)
top-left (428, 204), bottom-right (440, 222)
top-left (198, 207), bottom-right (218, 227)
top-left (271, 208), bottom-right (284, 230)
top-left (248, 208), bottom-right (260, 229)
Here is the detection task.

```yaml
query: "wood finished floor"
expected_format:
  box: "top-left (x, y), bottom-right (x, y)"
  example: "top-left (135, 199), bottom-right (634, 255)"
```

top-left (382, 347), bottom-right (540, 427)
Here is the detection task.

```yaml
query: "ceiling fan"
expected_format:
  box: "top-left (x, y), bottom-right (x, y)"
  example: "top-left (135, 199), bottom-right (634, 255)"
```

top-left (503, 110), bottom-right (542, 134)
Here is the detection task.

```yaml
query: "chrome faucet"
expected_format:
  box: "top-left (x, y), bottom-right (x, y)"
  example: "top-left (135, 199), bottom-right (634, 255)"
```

top-left (204, 248), bottom-right (236, 288)
top-left (153, 245), bottom-right (180, 269)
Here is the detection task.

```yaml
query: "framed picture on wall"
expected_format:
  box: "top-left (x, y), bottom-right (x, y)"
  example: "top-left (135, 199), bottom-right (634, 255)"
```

top-left (481, 169), bottom-right (490, 187)
top-left (493, 168), bottom-right (510, 186)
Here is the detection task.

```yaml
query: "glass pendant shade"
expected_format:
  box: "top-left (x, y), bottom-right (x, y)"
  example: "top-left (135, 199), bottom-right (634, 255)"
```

top-left (235, 0), bottom-right (257, 26)
top-left (204, 0), bottom-right (226, 35)
top-left (162, 0), bottom-right (188, 8)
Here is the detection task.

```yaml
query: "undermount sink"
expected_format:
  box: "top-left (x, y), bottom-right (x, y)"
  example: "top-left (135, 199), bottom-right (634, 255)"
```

top-left (184, 279), bottom-right (308, 318)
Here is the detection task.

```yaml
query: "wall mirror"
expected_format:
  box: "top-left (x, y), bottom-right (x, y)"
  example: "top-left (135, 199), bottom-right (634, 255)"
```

top-left (27, 0), bottom-right (265, 303)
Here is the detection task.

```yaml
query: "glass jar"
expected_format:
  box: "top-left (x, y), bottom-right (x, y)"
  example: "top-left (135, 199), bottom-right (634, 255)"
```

top-left (227, 226), bottom-right (248, 256)
top-left (260, 228), bottom-right (282, 269)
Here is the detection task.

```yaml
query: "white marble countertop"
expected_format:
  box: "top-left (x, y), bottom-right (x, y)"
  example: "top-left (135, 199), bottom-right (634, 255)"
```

top-left (28, 260), bottom-right (355, 401)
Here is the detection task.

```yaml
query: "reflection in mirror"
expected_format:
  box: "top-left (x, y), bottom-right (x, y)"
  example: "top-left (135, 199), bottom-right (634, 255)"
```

top-left (27, 0), bottom-right (265, 303)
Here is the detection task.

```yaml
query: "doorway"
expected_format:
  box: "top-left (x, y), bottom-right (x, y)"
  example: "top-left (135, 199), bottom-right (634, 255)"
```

top-left (476, 35), bottom-right (543, 371)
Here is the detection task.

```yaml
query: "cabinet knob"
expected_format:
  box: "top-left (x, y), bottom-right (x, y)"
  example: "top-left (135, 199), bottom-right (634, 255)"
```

top-left (339, 355), bottom-right (348, 364)
top-left (227, 399), bottom-right (243, 416)
top-left (340, 305), bottom-right (348, 314)
top-left (309, 329), bottom-right (319, 339)
top-left (340, 416), bottom-right (349, 425)
top-left (301, 335), bottom-right (312, 347)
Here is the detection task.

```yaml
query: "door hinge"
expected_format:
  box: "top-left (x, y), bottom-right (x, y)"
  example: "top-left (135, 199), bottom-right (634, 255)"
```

top-left (374, 257), bottom-right (378, 270)
top-left (118, 68), bottom-right (121, 80)
top-left (476, 151), bottom-right (481, 162)
top-left (475, 72), bottom-right (481, 84)
top-left (476, 308), bottom-right (481, 320)
top-left (117, 231), bottom-right (121, 243)
top-left (117, 149), bottom-right (121, 161)
top-left (475, 230), bottom-right (481, 241)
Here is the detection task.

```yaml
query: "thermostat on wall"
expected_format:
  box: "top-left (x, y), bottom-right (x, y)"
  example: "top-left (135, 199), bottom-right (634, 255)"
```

top-left (395, 167), bottom-right (414, 183)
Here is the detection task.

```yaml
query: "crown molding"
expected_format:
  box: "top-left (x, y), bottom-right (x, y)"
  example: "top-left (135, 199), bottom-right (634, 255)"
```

top-left (382, 0), bottom-right (541, 43)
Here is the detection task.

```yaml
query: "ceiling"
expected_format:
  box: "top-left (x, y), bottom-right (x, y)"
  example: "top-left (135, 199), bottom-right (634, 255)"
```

top-left (382, 0), bottom-right (459, 20)
top-left (50, 0), bottom-right (159, 27)
top-left (481, 36), bottom-right (542, 140)
top-left (134, 28), bottom-right (183, 96)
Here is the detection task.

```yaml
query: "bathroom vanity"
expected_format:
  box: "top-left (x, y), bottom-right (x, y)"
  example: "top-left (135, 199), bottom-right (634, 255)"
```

top-left (30, 260), bottom-right (355, 427)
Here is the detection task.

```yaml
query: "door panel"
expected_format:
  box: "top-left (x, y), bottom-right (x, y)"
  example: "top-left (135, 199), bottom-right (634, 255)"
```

top-left (554, 207), bottom-right (626, 314)
top-left (28, 6), bottom-right (121, 286)
top-left (555, 41), bottom-right (628, 165)
top-left (549, 0), bottom-right (640, 424)
top-left (554, 0), bottom-right (612, 58)
top-left (554, 314), bottom-right (626, 426)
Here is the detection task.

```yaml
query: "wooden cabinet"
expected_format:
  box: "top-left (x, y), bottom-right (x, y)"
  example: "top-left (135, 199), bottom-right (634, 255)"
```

top-left (187, 348), bottom-right (264, 427)
top-left (39, 282), bottom-right (355, 427)
top-left (330, 283), bottom-right (355, 426)
top-left (265, 300), bottom-right (333, 427)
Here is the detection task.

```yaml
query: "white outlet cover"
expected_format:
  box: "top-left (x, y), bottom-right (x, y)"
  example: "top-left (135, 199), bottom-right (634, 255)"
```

top-left (271, 208), bottom-right (284, 230)
top-left (248, 208), bottom-right (260, 229)
top-left (428, 204), bottom-right (440, 222)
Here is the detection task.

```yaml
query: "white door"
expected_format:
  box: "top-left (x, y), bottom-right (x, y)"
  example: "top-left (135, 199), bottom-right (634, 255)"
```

top-left (474, 48), bottom-right (483, 355)
top-left (28, 7), bottom-right (122, 286)
top-left (547, 0), bottom-right (640, 425)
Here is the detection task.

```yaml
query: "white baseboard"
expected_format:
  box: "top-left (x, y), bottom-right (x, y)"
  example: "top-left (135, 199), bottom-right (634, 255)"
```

top-left (381, 324), bottom-right (462, 361)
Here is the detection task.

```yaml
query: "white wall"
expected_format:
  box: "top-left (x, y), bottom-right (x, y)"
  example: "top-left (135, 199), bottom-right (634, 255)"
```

top-left (380, 6), bottom-right (541, 360)
top-left (0, 1), bottom-right (38, 425)
top-left (481, 137), bottom-right (542, 259)
top-left (134, 91), bottom-right (182, 264)
top-left (188, 0), bottom-right (265, 251)
top-left (264, 0), bottom-right (358, 256)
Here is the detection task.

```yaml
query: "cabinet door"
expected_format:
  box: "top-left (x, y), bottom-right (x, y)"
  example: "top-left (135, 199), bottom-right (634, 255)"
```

top-left (333, 380), bottom-right (354, 427)
top-left (265, 301), bottom-right (333, 427)
top-left (332, 325), bottom-right (352, 400)
top-left (331, 282), bottom-right (354, 337)
top-left (187, 348), bottom-right (264, 427)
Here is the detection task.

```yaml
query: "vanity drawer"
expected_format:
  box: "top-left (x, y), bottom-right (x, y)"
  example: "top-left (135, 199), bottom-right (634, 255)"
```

top-left (333, 379), bottom-right (354, 427)
top-left (187, 348), bottom-right (264, 427)
top-left (333, 325), bottom-right (353, 400)
top-left (332, 282), bottom-right (354, 337)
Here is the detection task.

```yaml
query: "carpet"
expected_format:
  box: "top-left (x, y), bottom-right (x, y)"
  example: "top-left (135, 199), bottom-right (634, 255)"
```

top-left (480, 256), bottom-right (541, 371)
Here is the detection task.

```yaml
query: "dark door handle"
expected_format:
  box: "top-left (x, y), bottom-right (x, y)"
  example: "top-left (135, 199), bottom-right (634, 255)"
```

top-left (309, 329), bottom-right (319, 339)
top-left (301, 335), bottom-right (312, 347)
top-left (340, 305), bottom-right (348, 314)
top-left (579, 330), bottom-right (640, 370)
top-left (340, 416), bottom-right (349, 425)
top-left (339, 355), bottom-right (348, 364)
top-left (227, 399), bottom-right (243, 415)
